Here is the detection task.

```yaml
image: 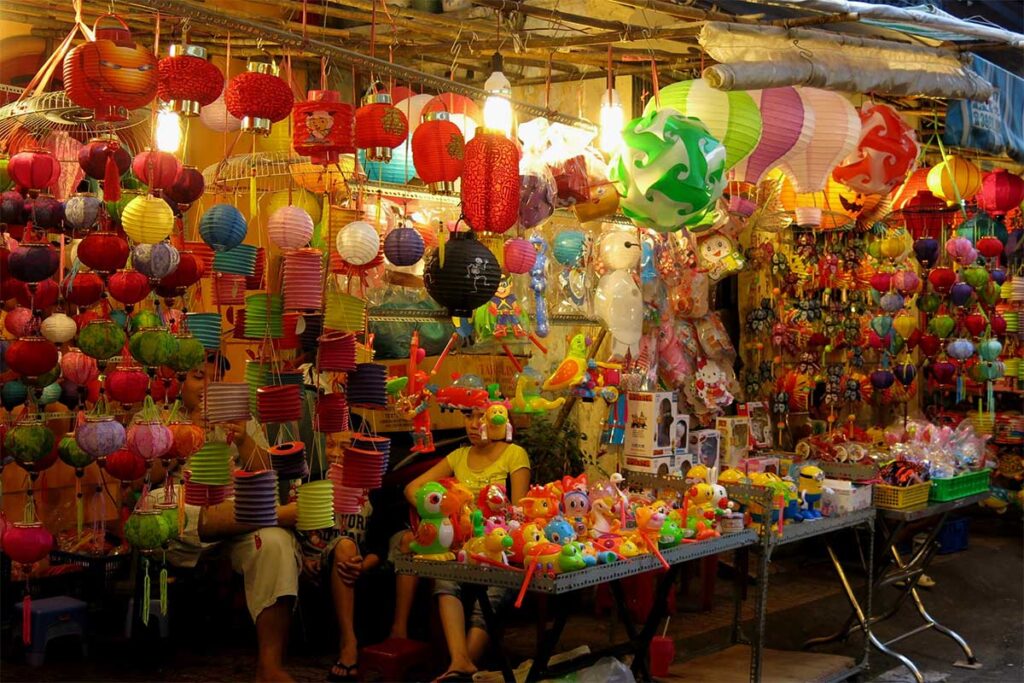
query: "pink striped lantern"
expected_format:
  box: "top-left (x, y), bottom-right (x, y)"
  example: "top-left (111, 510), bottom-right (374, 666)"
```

top-left (256, 384), bottom-right (302, 423)
top-left (282, 248), bottom-right (324, 311)
top-left (328, 462), bottom-right (364, 514)
top-left (317, 331), bottom-right (358, 371)
top-left (213, 272), bottom-right (247, 306)
top-left (316, 392), bottom-right (350, 433)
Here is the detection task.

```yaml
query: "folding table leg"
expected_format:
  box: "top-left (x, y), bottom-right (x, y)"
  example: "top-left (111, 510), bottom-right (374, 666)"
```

top-left (631, 565), bottom-right (682, 681)
top-left (469, 584), bottom-right (517, 683)
top-left (526, 595), bottom-right (569, 682)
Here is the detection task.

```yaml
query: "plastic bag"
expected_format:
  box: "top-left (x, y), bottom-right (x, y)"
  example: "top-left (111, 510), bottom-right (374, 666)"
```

top-left (669, 269), bottom-right (709, 319)
top-left (696, 313), bottom-right (736, 360)
top-left (573, 151), bottom-right (620, 224)
top-left (519, 153), bottom-right (557, 229)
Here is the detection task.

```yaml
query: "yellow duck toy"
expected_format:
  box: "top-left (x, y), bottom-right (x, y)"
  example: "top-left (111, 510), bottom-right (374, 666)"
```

top-left (459, 526), bottom-right (514, 566)
top-left (543, 334), bottom-right (589, 392)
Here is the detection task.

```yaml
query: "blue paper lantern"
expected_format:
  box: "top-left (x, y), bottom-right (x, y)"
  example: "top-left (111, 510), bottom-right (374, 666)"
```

top-left (359, 142), bottom-right (415, 185)
top-left (186, 312), bottom-right (222, 350)
top-left (552, 230), bottom-right (586, 266)
top-left (383, 226), bottom-right (425, 266)
top-left (1, 379), bottom-right (28, 410)
top-left (213, 244), bottom-right (259, 275)
top-left (200, 204), bottom-right (247, 252)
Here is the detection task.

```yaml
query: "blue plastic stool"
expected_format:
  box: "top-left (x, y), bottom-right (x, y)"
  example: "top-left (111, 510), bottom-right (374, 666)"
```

top-left (14, 596), bottom-right (88, 666)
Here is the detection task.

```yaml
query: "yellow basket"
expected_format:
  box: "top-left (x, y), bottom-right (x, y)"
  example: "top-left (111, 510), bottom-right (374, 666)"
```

top-left (873, 481), bottom-right (931, 510)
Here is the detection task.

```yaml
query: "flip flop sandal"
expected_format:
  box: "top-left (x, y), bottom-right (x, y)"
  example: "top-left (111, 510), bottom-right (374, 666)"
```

top-left (327, 660), bottom-right (358, 682)
top-left (434, 670), bottom-right (477, 682)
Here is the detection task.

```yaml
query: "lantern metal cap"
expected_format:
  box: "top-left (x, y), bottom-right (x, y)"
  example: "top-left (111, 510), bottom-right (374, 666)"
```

top-left (422, 110), bottom-right (451, 123)
top-left (361, 92), bottom-right (393, 107)
top-left (242, 116), bottom-right (273, 136)
top-left (245, 61), bottom-right (277, 76)
top-left (362, 147), bottom-right (393, 163)
top-left (306, 89), bottom-right (342, 104)
top-left (167, 99), bottom-right (201, 117)
top-left (169, 43), bottom-right (208, 59)
top-left (428, 180), bottom-right (457, 195)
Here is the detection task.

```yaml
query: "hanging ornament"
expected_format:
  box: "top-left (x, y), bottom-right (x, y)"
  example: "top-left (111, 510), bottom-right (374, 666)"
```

top-left (335, 221), bottom-right (380, 266)
top-left (199, 204), bottom-right (247, 251)
top-left (108, 269), bottom-right (153, 306)
top-left (832, 102), bottom-right (919, 195)
top-left (978, 169), bottom-right (1024, 217)
top-left (8, 149), bottom-right (60, 195)
top-left (157, 44), bottom-right (224, 117)
top-left (121, 194), bottom-right (175, 244)
top-left (64, 193), bottom-right (103, 233)
top-left (225, 62), bottom-right (294, 136)
top-left (8, 242), bottom-right (60, 283)
top-left (354, 90), bottom-right (408, 162)
top-left (61, 272), bottom-right (105, 307)
top-left (267, 206), bottom-right (314, 250)
top-left (77, 231), bottom-right (130, 274)
top-left (292, 89), bottom-right (355, 165)
top-left (40, 313), bottom-right (77, 344)
top-left (199, 89), bottom-right (242, 132)
top-left (383, 224), bottom-right (425, 267)
top-left (132, 242), bottom-right (181, 281)
top-left (423, 230), bottom-right (501, 317)
top-left (462, 132), bottom-right (519, 234)
top-left (164, 166), bottom-right (205, 207)
top-left (778, 88), bottom-right (860, 194)
top-left (926, 155), bottom-right (982, 205)
top-left (412, 111), bottom-right (465, 194)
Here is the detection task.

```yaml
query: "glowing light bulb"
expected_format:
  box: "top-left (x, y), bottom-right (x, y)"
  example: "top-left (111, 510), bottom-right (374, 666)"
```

top-left (483, 53), bottom-right (513, 138)
top-left (156, 110), bottom-right (183, 153)
top-left (599, 88), bottom-right (624, 155)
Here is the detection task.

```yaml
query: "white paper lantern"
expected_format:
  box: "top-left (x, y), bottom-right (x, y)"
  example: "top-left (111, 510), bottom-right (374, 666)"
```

top-left (200, 90), bottom-right (242, 133)
top-left (267, 206), bottom-right (315, 249)
top-left (778, 88), bottom-right (860, 194)
top-left (335, 221), bottom-right (380, 266)
top-left (41, 313), bottom-right (78, 344)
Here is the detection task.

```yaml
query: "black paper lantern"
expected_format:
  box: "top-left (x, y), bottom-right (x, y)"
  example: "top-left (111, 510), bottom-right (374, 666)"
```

top-left (423, 231), bottom-right (500, 317)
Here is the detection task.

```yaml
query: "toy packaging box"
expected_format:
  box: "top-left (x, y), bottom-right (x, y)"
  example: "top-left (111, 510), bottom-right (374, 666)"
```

top-left (625, 391), bottom-right (685, 458)
top-left (821, 478), bottom-right (873, 516)
top-left (715, 416), bottom-right (752, 468)
top-left (688, 429), bottom-right (721, 470)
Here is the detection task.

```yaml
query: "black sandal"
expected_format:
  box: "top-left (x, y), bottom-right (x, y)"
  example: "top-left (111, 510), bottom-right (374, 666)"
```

top-left (327, 660), bottom-right (358, 682)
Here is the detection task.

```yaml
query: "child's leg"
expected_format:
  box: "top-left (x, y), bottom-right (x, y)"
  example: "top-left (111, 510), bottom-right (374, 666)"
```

top-left (390, 530), bottom-right (416, 639)
top-left (435, 580), bottom-right (476, 676)
top-left (331, 538), bottom-right (360, 671)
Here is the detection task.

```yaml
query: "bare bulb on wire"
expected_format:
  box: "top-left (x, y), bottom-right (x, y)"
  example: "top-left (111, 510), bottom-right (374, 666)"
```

top-left (156, 110), bottom-right (183, 153)
top-left (599, 89), bottom-right (624, 156)
top-left (483, 53), bottom-right (513, 138)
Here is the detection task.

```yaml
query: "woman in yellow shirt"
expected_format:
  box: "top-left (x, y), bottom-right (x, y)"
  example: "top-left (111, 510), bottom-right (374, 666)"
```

top-left (404, 407), bottom-right (531, 681)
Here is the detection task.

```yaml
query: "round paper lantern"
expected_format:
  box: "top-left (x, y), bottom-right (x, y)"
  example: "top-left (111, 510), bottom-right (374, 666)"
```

top-left (1, 190), bottom-right (25, 224)
top-left (131, 151), bottom-right (182, 193)
top-left (8, 242), bottom-right (59, 282)
top-left (927, 155), bottom-right (982, 205)
top-left (78, 138), bottom-right (131, 200)
top-left (643, 78), bottom-right (762, 171)
top-left (199, 204), bottom-right (247, 251)
top-left (412, 111), bottom-right (465, 193)
top-left (107, 269), bottom-right (152, 305)
top-left (61, 272), bottom-right (105, 307)
top-left (30, 195), bottom-right (64, 230)
top-left (200, 89), bottom-right (242, 132)
top-left (40, 312), bottom-right (77, 344)
top-left (354, 91), bottom-right (408, 162)
top-left (64, 193), bottom-right (102, 232)
top-left (978, 169), bottom-right (1024, 217)
top-left (132, 242), bottom-right (180, 280)
top-left (103, 446), bottom-right (145, 480)
top-left (164, 166), bottom-right (205, 206)
top-left (105, 365), bottom-right (149, 404)
top-left (129, 328), bottom-right (178, 367)
top-left (609, 108), bottom-right (726, 232)
top-left (292, 89), bottom-right (355, 164)
top-left (503, 237), bottom-right (536, 274)
top-left (731, 87), bottom-right (810, 186)
top-left (5, 337), bottom-right (59, 377)
top-left (1, 381), bottom-right (28, 410)
top-left (77, 319), bottom-right (127, 360)
top-left (156, 251), bottom-right (203, 296)
top-left (336, 221), bottom-right (380, 266)
top-left (225, 62), bottom-right (294, 135)
top-left (3, 522), bottom-right (53, 565)
top-left (167, 334), bottom-right (205, 373)
top-left (5, 307), bottom-right (36, 336)
top-left (77, 231), bottom-right (129, 273)
top-left (779, 88), bottom-right (860, 194)
top-left (121, 194), bottom-right (175, 244)
top-left (157, 44), bottom-right (224, 116)
top-left (423, 230), bottom-right (500, 316)
top-left (462, 132), bottom-right (519, 234)
top-left (267, 206), bottom-right (314, 249)
top-left (266, 189), bottom-right (322, 225)
top-left (9, 149), bottom-right (61, 193)
top-left (360, 143), bottom-right (415, 184)
top-left (383, 225), bottom-right (425, 266)
top-left (60, 348), bottom-right (99, 385)
top-left (10, 278), bottom-right (59, 310)
top-left (62, 15), bottom-right (157, 120)
top-left (832, 102), bottom-right (918, 195)
top-left (4, 420), bottom-right (55, 466)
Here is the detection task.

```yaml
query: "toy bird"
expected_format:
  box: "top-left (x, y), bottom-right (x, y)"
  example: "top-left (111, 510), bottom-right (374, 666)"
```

top-left (542, 334), bottom-right (589, 392)
top-left (411, 482), bottom-right (458, 560)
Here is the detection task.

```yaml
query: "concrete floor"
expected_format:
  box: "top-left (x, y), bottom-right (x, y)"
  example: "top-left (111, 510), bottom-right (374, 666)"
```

top-left (1, 510), bottom-right (1020, 682)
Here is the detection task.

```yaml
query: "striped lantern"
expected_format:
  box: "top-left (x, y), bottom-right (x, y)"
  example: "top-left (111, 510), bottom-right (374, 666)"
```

top-left (282, 248), bottom-right (325, 311)
top-left (184, 241), bottom-right (216, 273)
top-left (184, 312), bottom-right (222, 350)
top-left (244, 293), bottom-right (285, 338)
top-left (324, 292), bottom-right (366, 332)
top-left (278, 312), bottom-right (301, 351)
top-left (233, 470), bottom-right (279, 527)
top-left (267, 206), bottom-right (314, 249)
top-left (121, 194), bottom-right (175, 244)
top-left (270, 441), bottom-right (308, 480)
top-left (245, 359), bottom-right (272, 418)
top-left (187, 441), bottom-right (233, 486)
top-left (412, 111), bottom-right (464, 193)
top-left (383, 225), bottom-right (425, 266)
top-left (360, 143), bottom-right (415, 184)
top-left (199, 204), bottom-right (247, 252)
top-left (779, 88), bottom-right (860, 194)
top-left (927, 155), bottom-right (982, 205)
top-left (267, 189), bottom-right (322, 225)
top-left (292, 89), bottom-right (355, 165)
top-left (213, 243), bottom-right (259, 275)
top-left (346, 363), bottom-right (388, 409)
top-left (316, 392), bottom-right (350, 433)
top-left (296, 479), bottom-right (335, 531)
top-left (731, 87), bottom-right (811, 187)
top-left (246, 247), bottom-right (266, 289)
top-left (204, 382), bottom-right (251, 423)
top-left (200, 89), bottom-right (242, 133)
top-left (326, 206), bottom-right (363, 274)
top-left (256, 384), bottom-right (302, 423)
top-left (335, 220), bottom-right (380, 266)
top-left (317, 331), bottom-right (358, 371)
top-left (354, 92), bottom-right (408, 162)
top-left (213, 273), bottom-right (247, 306)
top-left (328, 463), bottom-right (362, 514)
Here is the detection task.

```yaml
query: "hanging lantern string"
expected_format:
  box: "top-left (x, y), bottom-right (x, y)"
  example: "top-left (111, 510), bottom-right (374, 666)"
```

top-left (223, 32), bottom-right (232, 162)
top-left (15, 0), bottom-right (93, 106)
top-left (931, 110), bottom-right (969, 221)
top-left (606, 45), bottom-right (613, 105)
top-left (650, 58), bottom-right (660, 109)
top-left (149, 12), bottom-right (163, 149)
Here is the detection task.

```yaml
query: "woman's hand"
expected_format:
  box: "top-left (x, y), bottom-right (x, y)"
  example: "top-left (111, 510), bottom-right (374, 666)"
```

top-left (277, 502), bottom-right (298, 528)
top-left (337, 554), bottom-right (364, 586)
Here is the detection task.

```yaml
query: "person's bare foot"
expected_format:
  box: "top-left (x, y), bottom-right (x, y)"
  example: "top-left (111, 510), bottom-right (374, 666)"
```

top-left (255, 665), bottom-right (294, 682)
top-left (389, 627), bottom-right (408, 640)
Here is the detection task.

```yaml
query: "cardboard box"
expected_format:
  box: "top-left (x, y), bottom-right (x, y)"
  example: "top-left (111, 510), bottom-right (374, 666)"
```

top-left (688, 429), bottom-right (721, 470)
top-left (623, 452), bottom-right (686, 477)
top-left (738, 402), bottom-right (773, 449)
top-left (625, 391), bottom-right (684, 457)
top-left (715, 417), bottom-right (751, 467)
top-left (821, 478), bottom-right (873, 516)
top-left (738, 456), bottom-right (781, 476)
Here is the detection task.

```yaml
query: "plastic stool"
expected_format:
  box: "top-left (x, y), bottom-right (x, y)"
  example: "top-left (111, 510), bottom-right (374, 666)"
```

top-left (124, 598), bottom-right (171, 639)
top-left (14, 596), bottom-right (88, 666)
top-left (360, 637), bottom-right (433, 681)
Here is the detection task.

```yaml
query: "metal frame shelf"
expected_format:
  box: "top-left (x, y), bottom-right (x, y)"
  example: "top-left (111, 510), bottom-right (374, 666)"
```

top-left (366, 308), bottom-right (601, 325)
top-left (768, 507), bottom-right (876, 548)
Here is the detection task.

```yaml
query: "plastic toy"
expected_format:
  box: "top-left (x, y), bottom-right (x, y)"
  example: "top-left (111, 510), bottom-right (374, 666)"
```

top-left (477, 483), bottom-right (508, 523)
top-left (685, 464), bottom-right (711, 484)
top-left (658, 518), bottom-right (686, 549)
top-left (511, 368), bottom-right (566, 415)
top-left (488, 275), bottom-right (527, 340)
top-left (529, 234), bottom-right (549, 338)
top-left (458, 525), bottom-right (513, 566)
top-left (543, 516), bottom-right (576, 546)
top-left (440, 479), bottom-right (476, 546)
top-left (387, 331), bottom-right (459, 453)
top-left (796, 465), bottom-right (825, 520)
top-left (411, 482), bottom-right (459, 560)
top-left (435, 375), bottom-right (490, 413)
top-left (543, 333), bottom-right (589, 392)
top-left (479, 403), bottom-right (513, 443)
top-left (589, 495), bottom-right (622, 537)
top-left (561, 475), bottom-right (591, 537)
top-left (618, 536), bottom-right (648, 558)
top-left (520, 485), bottom-right (561, 523)
top-left (559, 542), bottom-right (590, 571)
top-left (508, 522), bottom-right (547, 565)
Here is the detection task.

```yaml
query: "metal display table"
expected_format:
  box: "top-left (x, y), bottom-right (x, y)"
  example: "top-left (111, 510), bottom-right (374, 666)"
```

top-left (805, 493), bottom-right (988, 683)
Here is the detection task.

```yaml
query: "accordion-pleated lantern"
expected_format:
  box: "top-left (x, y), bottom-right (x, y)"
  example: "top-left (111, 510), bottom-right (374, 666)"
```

top-left (317, 331), bottom-right (358, 371)
top-left (296, 479), bottom-right (335, 531)
top-left (329, 462), bottom-right (363, 514)
top-left (316, 392), bottom-right (350, 433)
top-left (282, 248), bottom-right (325, 311)
top-left (212, 273), bottom-right (247, 306)
top-left (233, 469), bottom-right (279, 526)
top-left (246, 247), bottom-right (266, 290)
top-left (346, 363), bottom-right (387, 409)
top-left (324, 292), bottom-right (366, 332)
top-left (244, 293), bottom-right (284, 338)
top-left (184, 312), bottom-right (222, 350)
top-left (183, 241), bottom-right (216, 274)
top-left (213, 243), bottom-right (259, 275)
top-left (187, 441), bottom-right (233, 486)
top-left (257, 384), bottom-right (302, 423)
top-left (204, 382), bottom-right (251, 423)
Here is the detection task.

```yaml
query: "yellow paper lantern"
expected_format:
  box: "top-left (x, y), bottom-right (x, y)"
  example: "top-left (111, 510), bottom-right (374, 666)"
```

top-left (926, 155), bottom-right (982, 205)
top-left (121, 194), bottom-right (174, 244)
top-left (289, 156), bottom-right (356, 196)
top-left (266, 189), bottom-right (322, 225)
top-left (893, 314), bottom-right (918, 339)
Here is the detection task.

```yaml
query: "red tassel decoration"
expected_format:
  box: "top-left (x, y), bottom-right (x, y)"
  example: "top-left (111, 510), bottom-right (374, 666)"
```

top-left (23, 594), bottom-right (31, 645)
top-left (104, 147), bottom-right (122, 203)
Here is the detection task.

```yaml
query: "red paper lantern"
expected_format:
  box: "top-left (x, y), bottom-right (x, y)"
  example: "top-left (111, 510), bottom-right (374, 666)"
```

top-left (901, 190), bottom-right (953, 239)
top-left (155, 251), bottom-right (203, 296)
top-left (11, 278), bottom-right (59, 309)
top-left (292, 90), bottom-right (355, 165)
top-left (157, 44), bottom-right (224, 116)
top-left (61, 272), bottom-right (105, 307)
top-left (354, 92), bottom-right (408, 162)
top-left (9, 149), bottom-right (60, 194)
top-left (978, 169), bottom-right (1024, 217)
top-left (78, 138), bottom-right (130, 202)
top-left (105, 365), bottom-right (150, 404)
top-left (461, 132), bottom-right (519, 234)
top-left (62, 15), bottom-right (158, 122)
top-left (108, 269), bottom-right (152, 305)
top-left (976, 236), bottom-right (1004, 259)
top-left (225, 62), bottom-right (294, 135)
top-left (503, 237), bottom-right (536, 274)
top-left (3, 523), bottom-right (53, 566)
top-left (412, 112), bottom-right (464, 194)
top-left (104, 447), bottom-right (147, 482)
top-left (132, 150), bottom-right (182, 193)
top-left (164, 166), bottom-right (205, 206)
top-left (6, 337), bottom-right (59, 377)
top-left (77, 231), bottom-right (129, 273)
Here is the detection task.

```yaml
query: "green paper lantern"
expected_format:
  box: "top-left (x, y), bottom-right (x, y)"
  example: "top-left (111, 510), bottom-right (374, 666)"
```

top-left (167, 335), bottom-right (206, 373)
top-left (0, 155), bottom-right (11, 191)
top-left (129, 328), bottom-right (179, 367)
top-left (77, 320), bottom-right (127, 361)
top-left (130, 310), bottom-right (164, 333)
top-left (59, 433), bottom-right (94, 470)
top-left (642, 78), bottom-right (762, 171)
top-left (4, 421), bottom-right (55, 466)
top-left (609, 108), bottom-right (726, 233)
top-left (159, 505), bottom-right (182, 538)
top-left (23, 366), bottom-right (61, 388)
top-left (124, 510), bottom-right (172, 550)
top-left (38, 382), bottom-right (62, 405)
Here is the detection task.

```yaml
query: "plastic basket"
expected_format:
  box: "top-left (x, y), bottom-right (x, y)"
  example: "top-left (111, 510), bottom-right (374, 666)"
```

top-left (873, 481), bottom-right (931, 510)
top-left (929, 468), bottom-right (991, 503)
top-left (936, 517), bottom-right (970, 554)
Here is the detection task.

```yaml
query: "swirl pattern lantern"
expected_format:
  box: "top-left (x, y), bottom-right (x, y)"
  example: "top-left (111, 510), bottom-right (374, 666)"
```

top-left (78, 231), bottom-right (129, 273)
top-left (978, 169), bottom-right (1024, 217)
top-left (157, 44), bottom-right (224, 117)
top-left (609, 108), bottom-right (727, 232)
top-left (164, 166), bottom-right (205, 207)
top-left (132, 242), bottom-right (180, 280)
top-left (41, 313), bottom-right (77, 344)
top-left (62, 15), bottom-right (158, 121)
top-left (832, 102), bottom-right (919, 195)
top-left (6, 337), bottom-right (58, 377)
top-left (132, 151), bottom-right (182, 193)
top-left (121, 194), bottom-right (174, 244)
top-left (412, 111), bottom-right (465, 193)
top-left (336, 221), bottom-right (380, 266)
top-left (77, 319), bottom-right (127, 360)
top-left (354, 91), bottom-right (408, 162)
top-left (8, 242), bottom-right (59, 282)
top-left (643, 78), bottom-right (762, 171)
top-left (927, 155), bottom-right (982, 205)
top-left (292, 89), bottom-right (355, 165)
top-left (200, 90), bottom-right (241, 132)
top-left (200, 204), bottom-right (247, 252)
top-left (423, 230), bottom-right (501, 316)
top-left (779, 88), bottom-right (860, 194)
top-left (462, 132), bottom-right (519, 234)
top-left (267, 206), bottom-right (314, 249)
top-left (8, 149), bottom-right (60, 194)
top-left (226, 62), bottom-right (294, 136)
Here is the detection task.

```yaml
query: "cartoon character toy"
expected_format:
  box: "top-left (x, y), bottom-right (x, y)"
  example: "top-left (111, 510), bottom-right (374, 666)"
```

top-left (543, 334), bottom-right (589, 393)
top-left (520, 485), bottom-right (561, 523)
top-left (479, 402), bottom-right (513, 443)
top-left (543, 516), bottom-right (577, 546)
top-left (511, 368), bottom-right (566, 414)
top-left (458, 525), bottom-right (514, 566)
top-left (508, 522), bottom-right (547, 565)
top-left (561, 475), bottom-right (591, 537)
top-left (796, 465), bottom-right (825, 520)
top-left (410, 482), bottom-right (460, 560)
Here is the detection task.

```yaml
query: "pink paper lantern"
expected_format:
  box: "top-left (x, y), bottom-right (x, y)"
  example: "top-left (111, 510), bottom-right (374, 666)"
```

top-left (779, 88), bottom-right (860, 194)
top-left (731, 87), bottom-right (810, 186)
top-left (978, 169), bottom-right (1024, 217)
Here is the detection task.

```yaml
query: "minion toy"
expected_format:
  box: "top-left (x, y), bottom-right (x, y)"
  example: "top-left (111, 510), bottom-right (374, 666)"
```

top-left (797, 465), bottom-right (825, 520)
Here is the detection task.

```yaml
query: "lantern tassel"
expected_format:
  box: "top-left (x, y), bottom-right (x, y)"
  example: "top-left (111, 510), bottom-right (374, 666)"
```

top-left (142, 558), bottom-right (151, 626)
top-left (160, 566), bottom-right (168, 616)
top-left (76, 477), bottom-right (84, 539)
top-left (104, 149), bottom-right (121, 203)
top-left (22, 592), bottom-right (31, 645)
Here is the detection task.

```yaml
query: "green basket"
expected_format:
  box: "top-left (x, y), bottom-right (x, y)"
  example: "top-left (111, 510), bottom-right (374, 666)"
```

top-left (929, 468), bottom-right (992, 503)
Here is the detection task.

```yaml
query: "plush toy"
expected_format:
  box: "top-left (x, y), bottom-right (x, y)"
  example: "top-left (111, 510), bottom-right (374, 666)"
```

top-left (511, 368), bottom-right (566, 414)
top-left (543, 334), bottom-right (589, 392)
top-left (694, 357), bottom-right (735, 411)
top-left (411, 482), bottom-right (458, 560)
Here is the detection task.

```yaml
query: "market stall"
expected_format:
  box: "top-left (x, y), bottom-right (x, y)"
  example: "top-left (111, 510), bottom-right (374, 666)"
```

top-left (0, 0), bottom-right (1022, 681)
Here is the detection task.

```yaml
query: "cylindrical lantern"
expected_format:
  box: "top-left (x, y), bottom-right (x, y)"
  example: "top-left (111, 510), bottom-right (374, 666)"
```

top-left (62, 15), bottom-right (158, 121)
top-left (199, 204), bottom-right (247, 251)
top-left (296, 479), bottom-right (335, 531)
top-left (462, 132), bottom-right (519, 234)
top-left (779, 88), bottom-right (860, 194)
top-left (9, 149), bottom-right (61, 194)
top-left (267, 206), bottom-right (314, 249)
top-left (204, 382), bottom-right (252, 424)
top-left (832, 102), bottom-right (919, 195)
top-left (132, 242), bottom-right (181, 280)
top-left (199, 89), bottom-right (242, 132)
top-left (412, 111), bottom-right (465, 193)
top-left (233, 470), bottom-right (279, 527)
top-left (77, 319), bottom-right (127, 360)
top-left (40, 312), bottom-right (77, 344)
top-left (213, 243), bottom-right (259, 275)
top-left (926, 155), bottom-right (982, 205)
top-left (282, 248), bottom-right (325, 311)
top-left (121, 194), bottom-right (175, 244)
top-left (335, 220), bottom-right (380, 266)
top-left (212, 273), bottom-right (247, 306)
top-left (316, 393), bottom-right (350, 433)
top-left (225, 62), bottom-right (294, 136)
top-left (257, 384), bottom-right (302, 423)
top-left (354, 91), bottom-right (409, 162)
top-left (317, 331), bottom-right (357, 371)
top-left (188, 442), bottom-right (233, 485)
top-left (157, 44), bottom-right (224, 117)
top-left (164, 166), bottom-right (205, 206)
top-left (292, 89), bottom-right (355, 165)
top-left (185, 311), bottom-right (222, 349)
top-left (77, 231), bottom-right (129, 273)
top-left (64, 193), bottom-right (102, 232)
top-left (383, 225), bottom-right (425, 266)
top-left (244, 293), bottom-right (284, 338)
top-left (360, 143), bottom-right (415, 184)
top-left (423, 231), bottom-right (501, 316)
top-left (978, 169), bottom-right (1024, 217)
top-left (644, 78), bottom-right (762, 171)
top-left (183, 240), bottom-right (215, 274)
top-left (323, 292), bottom-right (366, 332)
top-left (245, 247), bottom-right (266, 290)
top-left (131, 151), bottom-right (182, 193)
